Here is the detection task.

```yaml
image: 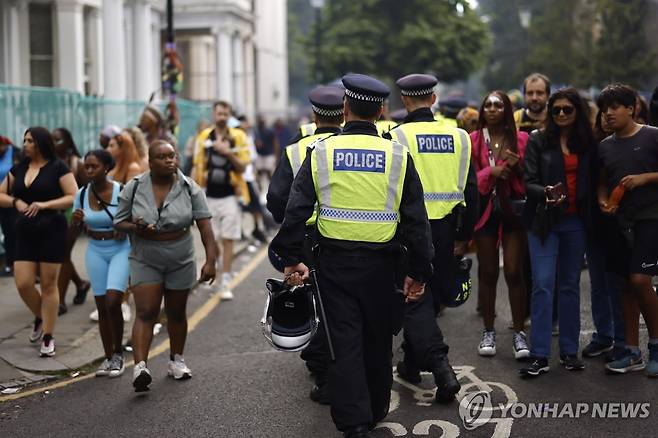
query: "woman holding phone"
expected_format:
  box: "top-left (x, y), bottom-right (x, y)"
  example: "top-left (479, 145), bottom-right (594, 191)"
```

top-left (521, 88), bottom-right (596, 377)
top-left (470, 91), bottom-right (530, 360)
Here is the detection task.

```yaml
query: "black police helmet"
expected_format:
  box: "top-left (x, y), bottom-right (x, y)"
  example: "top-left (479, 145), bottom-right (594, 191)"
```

top-left (441, 256), bottom-right (473, 308)
top-left (268, 245), bottom-right (286, 273)
top-left (261, 279), bottom-right (319, 351)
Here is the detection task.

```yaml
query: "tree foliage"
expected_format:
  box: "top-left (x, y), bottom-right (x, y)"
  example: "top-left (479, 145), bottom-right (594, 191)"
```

top-left (304, 0), bottom-right (490, 85)
top-left (481, 0), bottom-right (656, 91)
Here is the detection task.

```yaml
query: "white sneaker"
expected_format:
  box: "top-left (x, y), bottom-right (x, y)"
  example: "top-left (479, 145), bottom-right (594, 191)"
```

top-left (40, 338), bottom-right (56, 357)
top-left (132, 361), bottom-right (152, 392)
top-left (478, 330), bottom-right (496, 356)
top-left (108, 354), bottom-right (125, 378)
top-left (513, 331), bottom-right (530, 359)
top-left (89, 309), bottom-right (99, 322)
top-left (122, 302), bottom-right (132, 322)
top-left (29, 318), bottom-right (43, 343)
top-left (95, 358), bottom-right (112, 377)
top-left (168, 354), bottom-right (192, 380)
top-left (219, 273), bottom-right (233, 300)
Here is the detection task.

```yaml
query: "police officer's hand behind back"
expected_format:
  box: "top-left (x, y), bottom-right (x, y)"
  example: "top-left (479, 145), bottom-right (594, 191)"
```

top-left (284, 263), bottom-right (309, 286)
top-left (403, 276), bottom-right (425, 303)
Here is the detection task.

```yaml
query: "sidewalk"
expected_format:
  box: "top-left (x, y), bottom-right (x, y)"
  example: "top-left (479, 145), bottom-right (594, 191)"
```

top-left (0, 231), bottom-right (254, 391)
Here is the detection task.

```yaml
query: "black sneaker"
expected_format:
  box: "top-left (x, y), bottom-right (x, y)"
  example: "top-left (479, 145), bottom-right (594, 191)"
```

top-left (309, 383), bottom-right (330, 405)
top-left (396, 360), bottom-right (421, 384)
top-left (582, 340), bottom-right (613, 358)
top-left (1, 266), bottom-right (13, 277)
top-left (73, 280), bottom-right (91, 305)
top-left (519, 357), bottom-right (550, 378)
top-left (560, 354), bottom-right (585, 371)
top-left (58, 303), bottom-right (68, 316)
top-left (605, 345), bottom-right (628, 363)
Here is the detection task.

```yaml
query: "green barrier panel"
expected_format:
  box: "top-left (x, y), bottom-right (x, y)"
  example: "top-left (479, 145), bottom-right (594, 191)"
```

top-left (0, 84), bottom-right (212, 154)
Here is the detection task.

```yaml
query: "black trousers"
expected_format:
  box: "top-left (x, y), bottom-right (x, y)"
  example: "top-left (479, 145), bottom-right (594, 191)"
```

top-left (0, 207), bottom-right (17, 266)
top-left (318, 249), bottom-right (397, 431)
top-left (402, 217), bottom-right (454, 370)
top-left (300, 228), bottom-right (330, 380)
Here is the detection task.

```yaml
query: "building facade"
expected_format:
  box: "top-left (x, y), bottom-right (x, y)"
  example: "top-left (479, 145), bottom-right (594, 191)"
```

top-left (0, 0), bottom-right (288, 121)
top-left (0, 0), bottom-right (164, 101)
top-left (173, 0), bottom-right (288, 122)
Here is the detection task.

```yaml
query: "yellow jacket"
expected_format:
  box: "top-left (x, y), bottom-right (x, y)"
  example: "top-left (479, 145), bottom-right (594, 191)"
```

top-left (192, 127), bottom-right (251, 204)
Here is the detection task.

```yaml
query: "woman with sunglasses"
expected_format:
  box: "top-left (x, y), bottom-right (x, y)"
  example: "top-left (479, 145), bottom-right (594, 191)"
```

top-left (471, 91), bottom-right (530, 360)
top-left (52, 127), bottom-right (91, 313)
top-left (521, 88), bottom-right (596, 377)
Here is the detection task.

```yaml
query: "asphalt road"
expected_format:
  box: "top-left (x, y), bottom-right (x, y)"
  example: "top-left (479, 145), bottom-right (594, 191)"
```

top-left (1, 251), bottom-right (656, 438)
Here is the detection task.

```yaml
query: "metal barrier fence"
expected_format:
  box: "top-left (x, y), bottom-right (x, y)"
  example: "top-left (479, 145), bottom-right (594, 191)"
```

top-left (0, 84), bottom-right (212, 153)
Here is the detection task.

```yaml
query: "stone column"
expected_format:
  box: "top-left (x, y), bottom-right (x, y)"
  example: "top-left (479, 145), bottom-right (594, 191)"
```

top-left (232, 33), bottom-right (244, 113)
top-left (215, 29), bottom-right (233, 102)
top-left (132, 0), bottom-right (153, 101)
top-left (102, 0), bottom-right (126, 99)
top-left (55, 0), bottom-right (85, 93)
top-left (243, 36), bottom-right (256, 122)
top-left (87, 6), bottom-right (104, 96)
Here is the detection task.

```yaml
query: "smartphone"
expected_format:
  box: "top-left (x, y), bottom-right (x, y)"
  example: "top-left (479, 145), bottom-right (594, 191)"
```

top-left (546, 182), bottom-right (566, 201)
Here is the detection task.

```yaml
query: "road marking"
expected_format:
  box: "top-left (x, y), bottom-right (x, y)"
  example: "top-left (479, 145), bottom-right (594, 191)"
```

top-left (0, 247), bottom-right (268, 403)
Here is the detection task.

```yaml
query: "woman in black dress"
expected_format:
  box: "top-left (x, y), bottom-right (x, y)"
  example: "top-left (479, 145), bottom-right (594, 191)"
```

top-left (0, 127), bottom-right (78, 357)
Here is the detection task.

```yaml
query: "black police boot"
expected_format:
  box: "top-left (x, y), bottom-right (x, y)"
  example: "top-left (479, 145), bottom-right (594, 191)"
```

top-left (396, 359), bottom-right (421, 384)
top-left (344, 425), bottom-right (370, 437)
top-left (309, 383), bottom-right (330, 405)
top-left (431, 357), bottom-right (460, 403)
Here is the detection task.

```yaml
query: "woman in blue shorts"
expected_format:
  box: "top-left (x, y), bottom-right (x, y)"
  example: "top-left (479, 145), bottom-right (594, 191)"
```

top-left (71, 149), bottom-right (130, 378)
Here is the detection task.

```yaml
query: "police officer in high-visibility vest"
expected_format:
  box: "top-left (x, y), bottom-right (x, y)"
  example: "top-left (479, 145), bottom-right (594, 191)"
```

top-left (388, 74), bottom-right (478, 403)
top-left (271, 74), bottom-right (433, 438)
top-left (267, 86), bottom-right (344, 223)
top-left (266, 86), bottom-right (344, 405)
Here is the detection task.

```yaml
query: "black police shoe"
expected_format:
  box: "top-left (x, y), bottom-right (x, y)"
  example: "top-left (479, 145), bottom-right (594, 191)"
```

top-left (344, 425), bottom-right (370, 438)
top-left (309, 383), bottom-right (330, 405)
top-left (396, 360), bottom-right (421, 384)
top-left (432, 358), bottom-right (460, 403)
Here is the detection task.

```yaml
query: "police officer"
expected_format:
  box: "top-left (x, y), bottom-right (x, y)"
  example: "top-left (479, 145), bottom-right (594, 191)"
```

top-left (267, 85), bottom-right (344, 223)
top-left (271, 73), bottom-right (433, 438)
top-left (387, 74), bottom-right (478, 403)
top-left (266, 85), bottom-right (344, 404)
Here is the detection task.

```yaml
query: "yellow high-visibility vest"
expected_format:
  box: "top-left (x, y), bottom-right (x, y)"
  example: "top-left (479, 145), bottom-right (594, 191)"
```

top-left (310, 135), bottom-right (407, 242)
top-left (389, 122), bottom-right (471, 220)
top-left (300, 123), bottom-right (316, 137)
top-left (376, 120), bottom-right (397, 137)
top-left (433, 113), bottom-right (458, 128)
top-left (286, 132), bottom-right (336, 225)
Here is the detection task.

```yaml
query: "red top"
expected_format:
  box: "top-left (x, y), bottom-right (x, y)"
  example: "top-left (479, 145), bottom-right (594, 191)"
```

top-left (563, 153), bottom-right (578, 214)
top-left (470, 129), bottom-right (529, 233)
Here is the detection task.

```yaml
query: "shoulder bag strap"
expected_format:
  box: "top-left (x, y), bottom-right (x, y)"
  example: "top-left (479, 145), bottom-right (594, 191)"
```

top-left (90, 183), bottom-right (116, 221)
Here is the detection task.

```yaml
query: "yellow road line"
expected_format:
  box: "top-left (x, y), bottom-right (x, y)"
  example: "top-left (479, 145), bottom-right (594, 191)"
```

top-left (0, 247), bottom-right (268, 403)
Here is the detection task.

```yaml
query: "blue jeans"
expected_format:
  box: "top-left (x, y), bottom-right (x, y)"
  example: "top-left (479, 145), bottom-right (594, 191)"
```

top-left (528, 215), bottom-right (586, 358)
top-left (586, 239), bottom-right (625, 347)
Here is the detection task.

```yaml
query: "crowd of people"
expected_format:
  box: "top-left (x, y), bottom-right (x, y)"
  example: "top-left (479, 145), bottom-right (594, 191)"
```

top-left (0, 102), bottom-right (281, 391)
top-left (0, 66), bottom-right (657, 437)
top-left (266, 72), bottom-right (658, 437)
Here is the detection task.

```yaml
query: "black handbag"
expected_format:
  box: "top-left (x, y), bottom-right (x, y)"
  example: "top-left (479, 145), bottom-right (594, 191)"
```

top-left (483, 128), bottom-right (525, 219)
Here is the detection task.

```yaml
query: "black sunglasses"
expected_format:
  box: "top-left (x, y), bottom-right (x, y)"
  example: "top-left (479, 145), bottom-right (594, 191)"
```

top-left (551, 105), bottom-right (575, 116)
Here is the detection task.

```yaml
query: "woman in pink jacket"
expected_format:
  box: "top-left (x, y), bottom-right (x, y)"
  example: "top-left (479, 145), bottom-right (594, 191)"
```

top-left (471, 91), bottom-right (529, 360)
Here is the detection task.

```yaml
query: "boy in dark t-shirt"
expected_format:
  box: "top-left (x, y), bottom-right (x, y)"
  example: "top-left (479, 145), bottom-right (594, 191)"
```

top-left (597, 83), bottom-right (658, 377)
